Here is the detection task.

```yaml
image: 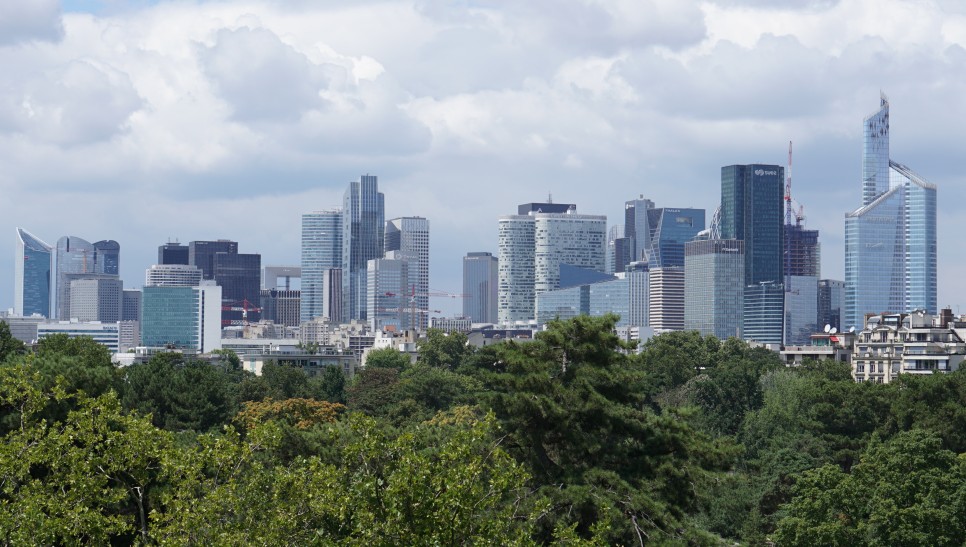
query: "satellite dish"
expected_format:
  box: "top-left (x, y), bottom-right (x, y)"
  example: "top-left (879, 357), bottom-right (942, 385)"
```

top-left (824, 324), bottom-right (831, 333)
top-left (849, 326), bottom-right (856, 333)
top-left (830, 327), bottom-right (837, 334)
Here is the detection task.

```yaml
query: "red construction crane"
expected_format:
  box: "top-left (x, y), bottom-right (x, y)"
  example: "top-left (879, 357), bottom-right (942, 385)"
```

top-left (221, 299), bottom-right (262, 327)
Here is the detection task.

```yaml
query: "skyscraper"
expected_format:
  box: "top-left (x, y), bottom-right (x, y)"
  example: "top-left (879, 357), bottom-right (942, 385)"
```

top-left (498, 203), bottom-right (606, 324)
top-left (188, 240), bottom-right (238, 280)
top-left (141, 283), bottom-right (222, 353)
top-left (818, 279), bottom-right (845, 332)
top-left (783, 223), bottom-right (820, 345)
top-left (14, 228), bottom-right (52, 317)
top-left (69, 277), bottom-right (123, 323)
top-left (624, 197), bottom-right (654, 264)
top-left (385, 216), bottom-right (430, 329)
top-left (158, 242), bottom-right (189, 265)
top-left (93, 240), bottom-right (120, 275)
top-left (845, 94), bottom-right (937, 329)
top-left (721, 164), bottom-right (785, 344)
top-left (54, 236), bottom-right (98, 320)
top-left (214, 252), bottom-right (262, 325)
top-left (463, 252), bottom-right (498, 324)
top-left (145, 264), bottom-right (203, 287)
top-left (301, 210), bottom-right (343, 323)
top-left (684, 239), bottom-right (744, 339)
top-left (367, 252), bottom-right (410, 331)
top-left (645, 207), bottom-right (706, 269)
top-left (342, 175), bottom-right (385, 322)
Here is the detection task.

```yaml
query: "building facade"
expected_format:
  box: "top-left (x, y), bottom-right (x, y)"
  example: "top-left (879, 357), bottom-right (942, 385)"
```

top-left (260, 289), bottom-right (301, 327)
top-left (648, 266), bottom-right (684, 333)
top-left (158, 242), bottom-right (189, 265)
top-left (783, 223), bottom-right (820, 345)
top-left (743, 281), bottom-right (785, 346)
top-left (122, 289), bottom-right (142, 322)
top-left (38, 320), bottom-right (120, 353)
top-left (462, 252), bottom-right (498, 324)
top-left (845, 95), bottom-right (938, 329)
top-left (14, 228), bottom-right (52, 317)
top-left (852, 311), bottom-right (965, 383)
top-left (366, 253), bottom-right (410, 332)
top-left (343, 175), bottom-right (385, 323)
top-left (385, 216), bottom-right (430, 329)
top-left (69, 277), bottom-right (123, 323)
top-left (141, 283), bottom-right (222, 353)
top-left (684, 239), bottom-right (744, 340)
top-left (188, 240), bottom-right (238, 280)
top-left (497, 214), bottom-right (537, 324)
top-left (818, 279), bottom-right (845, 332)
top-left (301, 209), bottom-right (343, 323)
top-left (145, 264), bottom-right (203, 287)
top-left (214, 252), bottom-right (262, 325)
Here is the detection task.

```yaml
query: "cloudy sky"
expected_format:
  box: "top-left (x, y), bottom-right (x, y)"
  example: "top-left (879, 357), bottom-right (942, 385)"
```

top-left (2, 0), bottom-right (965, 316)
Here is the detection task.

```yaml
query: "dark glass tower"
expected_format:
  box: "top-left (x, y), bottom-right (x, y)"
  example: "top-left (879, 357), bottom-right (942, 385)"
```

top-left (342, 175), bottom-right (385, 322)
top-left (189, 240), bottom-right (238, 280)
top-left (93, 240), bottom-right (120, 275)
top-left (214, 252), bottom-right (261, 325)
top-left (721, 164), bottom-right (785, 286)
top-left (158, 243), bottom-right (189, 265)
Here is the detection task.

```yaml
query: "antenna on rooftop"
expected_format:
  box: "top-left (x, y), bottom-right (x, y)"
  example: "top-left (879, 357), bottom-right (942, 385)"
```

top-left (548, 192), bottom-right (553, 204)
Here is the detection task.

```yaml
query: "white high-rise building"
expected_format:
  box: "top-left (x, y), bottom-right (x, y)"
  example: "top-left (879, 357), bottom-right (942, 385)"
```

top-left (145, 264), bottom-right (203, 287)
top-left (301, 209), bottom-right (343, 323)
top-left (498, 202), bottom-right (606, 325)
top-left (649, 267), bottom-right (685, 333)
top-left (385, 217), bottom-right (430, 329)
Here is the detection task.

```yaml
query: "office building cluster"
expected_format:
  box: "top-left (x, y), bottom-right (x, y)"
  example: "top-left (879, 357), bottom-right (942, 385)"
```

top-left (4, 96), bottom-right (943, 381)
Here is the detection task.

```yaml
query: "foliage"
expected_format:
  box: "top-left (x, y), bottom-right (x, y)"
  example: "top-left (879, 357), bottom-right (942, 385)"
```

top-left (0, 321), bottom-right (25, 363)
top-left (776, 429), bottom-right (966, 546)
top-left (365, 346), bottom-right (413, 370)
top-left (417, 328), bottom-right (473, 369)
top-left (234, 397), bottom-right (344, 430)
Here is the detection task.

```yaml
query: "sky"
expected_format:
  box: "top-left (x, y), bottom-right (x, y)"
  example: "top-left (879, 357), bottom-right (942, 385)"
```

top-left (1, 0), bottom-right (965, 317)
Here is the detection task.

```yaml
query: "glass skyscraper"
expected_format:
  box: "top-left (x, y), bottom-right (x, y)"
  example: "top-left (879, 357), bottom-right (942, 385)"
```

top-left (385, 216), bottom-right (430, 330)
top-left (645, 207), bottom-right (706, 269)
top-left (684, 239), bottom-right (744, 340)
top-left (783, 224), bottom-right (820, 345)
top-left (301, 209), bottom-right (343, 323)
top-left (343, 175), bottom-right (385, 322)
top-left (721, 164), bottom-right (785, 286)
top-left (845, 95), bottom-right (937, 329)
top-left (14, 228), bottom-right (52, 317)
top-left (463, 252), bottom-right (498, 324)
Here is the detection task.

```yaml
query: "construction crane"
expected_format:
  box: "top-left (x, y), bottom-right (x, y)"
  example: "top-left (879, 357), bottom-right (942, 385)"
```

top-left (222, 299), bottom-right (262, 327)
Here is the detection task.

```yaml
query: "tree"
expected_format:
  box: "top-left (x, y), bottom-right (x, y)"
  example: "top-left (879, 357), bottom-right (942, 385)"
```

top-left (0, 322), bottom-right (25, 363)
top-left (776, 429), bottom-right (966, 546)
top-left (364, 346), bottom-right (412, 370)
top-left (346, 367), bottom-right (400, 417)
top-left (417, 328), bottom-right (472, 369)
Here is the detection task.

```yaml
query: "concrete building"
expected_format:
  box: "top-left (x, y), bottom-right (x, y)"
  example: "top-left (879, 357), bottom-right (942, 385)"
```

top-left (852, 310), bottom-right (965, 383)
top-left (0, 312), bottom-right (45, 344)
top-left (69, 277), bottom-right (123, 323)
top-left (781, 331), bottom-right (855, 366)
top-left (430, 316), bottom-right (472, 333)
top-left (145, 264), bottom-right (203, 287)
top-left (463, 252), bottom-right (498, 324)
top-left (260, 289), bottom-right (301, 327)
top-left (264, 266), bottom-right (301, 290)
top-left (38, 320), bottom-right (120, 353)
top-left (122, 289), bottom-right (142, 322)
top-left (648, 266), bottom-right (685, 333)
top-left (385, 216), bottom-right (430, 330)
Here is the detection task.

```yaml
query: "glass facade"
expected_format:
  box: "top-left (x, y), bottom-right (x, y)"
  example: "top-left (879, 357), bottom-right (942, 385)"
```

top-left (743, 281), bottom-right (785, 346)
top-left (534, 277), bottom-right (629, 327)
top-left (15, 228), bottom-right (52, 317)
top-left (55, 236), bottom-right (96, 320)
top-left (684, 239), bottom-right (744, 340)
top-left (624, 197), bottom-right (654, 263)
top-left (463, 252), bottom-right (498, 324)
top-left (497, 215), bottom-right (535, 324)
top-left (301, 210), bottom-right (343, 323)
top-left (533, 213), bottom-right (607, 293)
top-left (141, 286), bottom-right (200, 349)
top-left (343, 175), bottom-right (385, 322)
top-left (784, 275), bottom-right (818, 345)
top-left (366, 254), bottom-right (410, 331)
top-left (93, 240), bottom-right (120, 275)
top-left (721, 164), bottom-right (784, 286)
top-left (188, 240), bottom-right (238, 280)
top-left (158, 243), bottom-right (189, 265)
top-left (845, 97), bottom-right (936, 330)
top-left (645, 207), bottom-right (706, 269)
top-left (818, 279), bottom-right (845, 331)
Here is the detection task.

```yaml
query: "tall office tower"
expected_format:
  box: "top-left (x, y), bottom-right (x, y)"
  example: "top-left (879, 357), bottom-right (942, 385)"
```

top-left (684, 239), bottom-right (744, 339)
top-left (818, 279), bottom-right (845, 331)
top-left (260, 289), bottom-right (301, 327)
top-left (54, 236), bottom-right (108, 320)
top-left (122, 289), bottom-right (141, 322)
top-left (498, 203), bottom-right (606, 324)
top-left (534, 211), bottom-right (607, 292)
top-left (498, 215), bottom-right (536, 324)
top-left (606, 224), bottom-right (631, 274)
top-left (367, 252), bottom-right (410, 331)
top-left (301, 210), bottom-right (343, 323)
top-left (141, 283), bottom-right (222, 353)
top-left (69, 277), bottom-right (123, 322)
top-left (648, 266), bottom-right (684, 333)
top-left (188, 240), bottom-right (238, 280)
top-left (385, 216), bottom-right (430, 329)
top-left (743, 281), bottom-right (785, 345)
top-left (783, 223), bottom-right (821, 345)
top-left (627, 261), bottom-right (650, 328)
top-left (645, 208), bottom-right (706, 268)
top-left (342, 175), bottom-right (385, 323)
top-left (145, 264), bottom-right (203, 287)
top-left (14, 228), bottom-right (52, 317)
top-left (722, 163), bottom-right (785, 343)
top-left (624, 197), bottom-right (655, 263)
top-left (463, 252), bottom-right (498, 324)
top-left (214, 252), bottom-right (262, 325)
top-left (158, 242), bottom-right (189, 265)
top-left (93, 240), bottom-right (120, 275)
top-left (845, 94), bottom-right (937, 329)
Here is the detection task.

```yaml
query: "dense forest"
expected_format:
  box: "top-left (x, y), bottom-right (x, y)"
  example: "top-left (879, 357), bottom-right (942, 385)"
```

top-left (1, 315), bottom-right (966, 545)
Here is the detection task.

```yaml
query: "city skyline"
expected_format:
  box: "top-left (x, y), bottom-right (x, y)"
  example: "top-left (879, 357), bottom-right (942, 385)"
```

top-left (2, 1), bottom-right (965, 317)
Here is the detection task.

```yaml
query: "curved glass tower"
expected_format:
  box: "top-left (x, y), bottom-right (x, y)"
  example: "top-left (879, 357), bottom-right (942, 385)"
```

top-left (14, 228), bottom-right (52, 317)
top-left (845, 95), bottom-right (937, 329)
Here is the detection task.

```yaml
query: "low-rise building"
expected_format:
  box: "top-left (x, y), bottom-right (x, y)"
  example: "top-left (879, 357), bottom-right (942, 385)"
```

top-left (852, 310), bottom-right (966, 383)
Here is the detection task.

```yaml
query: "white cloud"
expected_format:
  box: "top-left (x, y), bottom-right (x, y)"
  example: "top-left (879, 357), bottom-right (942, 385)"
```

top-left (0, 0), bottom-right (64, 47)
